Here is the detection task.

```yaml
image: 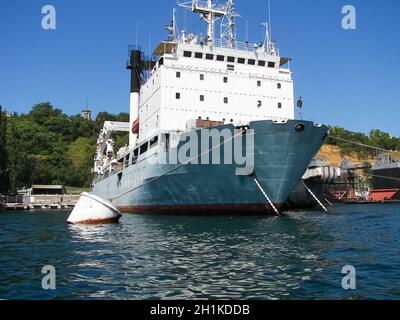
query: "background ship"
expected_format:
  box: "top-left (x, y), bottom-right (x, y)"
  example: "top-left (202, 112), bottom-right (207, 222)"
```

top-left (90, 0), bottom-right (328, 214)
top-left (287, 159), bottom-right (342, 210)
top-left (369, 154), bottom-right (400, 201)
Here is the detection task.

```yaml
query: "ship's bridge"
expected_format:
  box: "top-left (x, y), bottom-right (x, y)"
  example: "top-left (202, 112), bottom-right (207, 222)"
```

top-left (153, 40), bottom-right (290, 69)
top-left (136, 38), bottom-right (295, 143)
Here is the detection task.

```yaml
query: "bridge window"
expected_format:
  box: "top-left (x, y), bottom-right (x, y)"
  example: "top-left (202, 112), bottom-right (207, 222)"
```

top-left (248, 59), bottom-right (256, 65)
top-left (258, 60), bottom-right (266, 67)
top-left (238, 58), bottom-right (245, 64)
top-left (195, 52), bottom-right (203, 59)
top-left (176, 71), bottom-right (181, 78)
top-left (227, 56), bottom-right (235, 63)
top-left (278, 102), bottom-right (282, 109)
top-left (200, 95), bottom-right (204, 102)
top-left (200, 74), bottom-right (204, 81)
top-left (268, 62), bottom-right (276, 68)
top-left (140, 143), bottom-right (148, 155)
top-left (176, 92), bottom-right (181, 99)
top-left (257, 100), bottom-right (262, 108)
top-left (277, 83), bottom-right (282, 89)
top-left (217, 55), bottom-right (225, 61)
top-left (224, 97), bottom-right (229, 104)
top-left (183, 51), bottom-right (192, 57)
top-left (257, 80), bottom-right (261, 87)
top-left (150, 136), bottom-right (159, 148)
top-left (223, 77), bottom-right (228, 83)
top-left (206, 54), bottom-right (214, 60)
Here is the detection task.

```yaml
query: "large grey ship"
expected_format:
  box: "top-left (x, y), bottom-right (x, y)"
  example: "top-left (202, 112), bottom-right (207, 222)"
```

top-left (91, 0), bottom-right (328, 214)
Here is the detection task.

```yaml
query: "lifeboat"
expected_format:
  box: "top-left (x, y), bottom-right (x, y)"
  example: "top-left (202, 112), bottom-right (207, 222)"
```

top-left (132, 118), bottom-right (140, 134)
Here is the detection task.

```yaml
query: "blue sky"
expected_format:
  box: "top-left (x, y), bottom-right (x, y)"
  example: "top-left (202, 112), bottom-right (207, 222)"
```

top-left (0, 0), bottom-right (399, 136)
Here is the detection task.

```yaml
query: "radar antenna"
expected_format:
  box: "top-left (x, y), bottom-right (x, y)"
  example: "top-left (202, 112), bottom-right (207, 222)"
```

top-left (178, 0), bottom-right (235, 46)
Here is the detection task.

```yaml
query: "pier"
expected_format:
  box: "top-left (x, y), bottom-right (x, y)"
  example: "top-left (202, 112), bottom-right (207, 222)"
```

top-left (1, 185), bottom-right (80, 211)
top-left (4, 203), bottom-right (29, 210)
top-left (2, 194), bottom-right (79, 210)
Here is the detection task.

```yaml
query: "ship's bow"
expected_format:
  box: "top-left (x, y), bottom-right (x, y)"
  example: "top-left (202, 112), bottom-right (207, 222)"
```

top-left (251, 120), bottom-right (328, 206)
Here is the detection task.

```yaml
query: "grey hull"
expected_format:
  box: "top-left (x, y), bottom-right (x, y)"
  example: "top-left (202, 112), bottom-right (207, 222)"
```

top-left (92, 120), bottom-right (328, 214)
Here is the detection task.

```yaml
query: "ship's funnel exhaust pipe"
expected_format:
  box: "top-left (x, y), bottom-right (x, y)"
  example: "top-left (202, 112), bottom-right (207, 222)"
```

top-left (128, 49), bottom-right (142, 148)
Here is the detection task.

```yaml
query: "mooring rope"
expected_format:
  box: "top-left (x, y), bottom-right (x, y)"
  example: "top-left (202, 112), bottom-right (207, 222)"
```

top-left (253, 177), bottom-right (280, 216)
top-left (329, 135), bottom-right (400, 156)
top-left (302, 181), bottom-right (328, 212)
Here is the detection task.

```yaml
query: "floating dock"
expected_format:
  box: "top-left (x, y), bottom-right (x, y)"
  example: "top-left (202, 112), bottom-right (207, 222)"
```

top-left (2, 189), bottom-right (80, 210)
top-left (3, 203), bottom-right (75, 210)
top-left (4, 203), bottom-right (29, 210)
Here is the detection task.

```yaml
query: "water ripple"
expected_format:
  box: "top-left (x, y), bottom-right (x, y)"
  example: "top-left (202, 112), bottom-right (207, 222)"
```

top-left (1, 204), bottom-right (400, 299)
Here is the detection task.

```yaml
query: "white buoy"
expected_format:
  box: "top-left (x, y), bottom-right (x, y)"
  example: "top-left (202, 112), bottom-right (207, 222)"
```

top-left (67, 192), bottom-right (122, 225)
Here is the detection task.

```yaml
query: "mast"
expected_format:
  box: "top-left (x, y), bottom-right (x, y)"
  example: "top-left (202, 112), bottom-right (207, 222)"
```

top-left (220, 0), bottom-right (240, 48)
top-left (207, 0), bottom-right (214, 45)
top-left (262, 21), bottom-right (277, 55)
top-left (165, 8), bottom-right (178, 40)
top-left (173, 8), bottom-right (177, 40)
top-left (262, 22), bottom-right (270, 54)
top-left (178, 0), bottom-right (228, 46)
top-left (262, 0), bottom-right (277, 55)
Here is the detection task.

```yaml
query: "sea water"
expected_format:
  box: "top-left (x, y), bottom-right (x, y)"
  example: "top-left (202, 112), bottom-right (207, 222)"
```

top-left (1, 204), bottom-right (399, 300)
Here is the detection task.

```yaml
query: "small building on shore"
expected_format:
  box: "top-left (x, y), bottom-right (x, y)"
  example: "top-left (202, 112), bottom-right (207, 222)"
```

top-left (30, 185), bottom-right (65, 195)
top-left (3, 185), bottom-right (80, 209)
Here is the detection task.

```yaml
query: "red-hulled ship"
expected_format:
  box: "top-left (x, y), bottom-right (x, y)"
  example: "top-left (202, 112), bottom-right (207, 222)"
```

top-left (369, 154), bottom-right (400, 202)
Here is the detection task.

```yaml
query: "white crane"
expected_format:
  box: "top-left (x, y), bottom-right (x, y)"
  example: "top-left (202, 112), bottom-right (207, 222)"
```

top-left (94, 121), bottom-right (130, 175)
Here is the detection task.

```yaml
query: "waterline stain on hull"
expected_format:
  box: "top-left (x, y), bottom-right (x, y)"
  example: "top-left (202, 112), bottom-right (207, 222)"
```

top-left (118, 203), bottom-right (285, 215)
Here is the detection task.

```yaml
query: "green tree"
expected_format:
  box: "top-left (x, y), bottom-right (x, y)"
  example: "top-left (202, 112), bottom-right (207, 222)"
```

top-left (328, 127), bottom-right (371, 159)
top-left (3, 103), bottom-right (132, 190)
top-left (6, 116), bottom-right (32, 192)
top-left (0, 106), bottom-right (8, 192)
top-left (369, 129), bottom-right (399, 151)
top-left (67, 137), bottom-right (96, 186)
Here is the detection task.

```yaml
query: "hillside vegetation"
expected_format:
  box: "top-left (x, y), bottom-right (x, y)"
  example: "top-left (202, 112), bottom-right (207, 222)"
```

top-left (1, 102), bottom-right (400, 193)
top-left (0, 103), bottom-right (129, 193)
top-left (317, 145), bottom-right (365, 166)
top-left (323, 127), bottom-right (400, 165)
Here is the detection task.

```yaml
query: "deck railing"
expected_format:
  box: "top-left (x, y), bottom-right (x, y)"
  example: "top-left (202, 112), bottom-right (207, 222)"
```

top-left (4, 195), bottom-right (29, 204)
top-left (181, 38), bottom-right (280, 56)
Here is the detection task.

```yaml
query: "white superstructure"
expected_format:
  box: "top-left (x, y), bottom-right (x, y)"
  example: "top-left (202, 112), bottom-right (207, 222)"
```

top-left (94, 0), bottom-right (296, 175)
top-left (136, 0), bottom-right (294, 144)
